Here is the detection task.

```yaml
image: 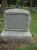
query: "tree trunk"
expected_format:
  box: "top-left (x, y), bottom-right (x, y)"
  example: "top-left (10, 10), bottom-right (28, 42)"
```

top-left (30, 0), bottom-right (32, 9)
top-left (1, 0), bottom-right (7, 13)
top-left (16, 0), bottom-right (20, 8)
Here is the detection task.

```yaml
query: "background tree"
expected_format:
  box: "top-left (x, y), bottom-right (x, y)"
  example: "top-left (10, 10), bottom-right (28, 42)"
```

top-left (16, 0), bottom-right (20, 8)
top-left (1, 0), bottom-right (7, 13)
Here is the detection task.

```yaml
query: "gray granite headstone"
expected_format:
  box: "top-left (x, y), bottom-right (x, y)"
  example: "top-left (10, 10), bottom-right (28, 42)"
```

top-left (1, 9), bottom-right (32, 42)
top-left (4, 9), bottom-right (31, 31)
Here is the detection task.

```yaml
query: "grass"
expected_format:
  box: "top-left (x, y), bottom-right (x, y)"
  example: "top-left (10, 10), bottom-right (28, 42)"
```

top-left (0, 8), bottom-right (37, 50)
top-left (0, 14), bottom-right (4, 32)
top-left (30, 10), bottom-right (37, 33)
top-left (15, 47), bottom-right (37, 50)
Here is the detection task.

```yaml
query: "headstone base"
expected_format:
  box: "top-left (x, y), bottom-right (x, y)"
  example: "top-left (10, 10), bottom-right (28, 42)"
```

top-left (0, 30), bottom-right (32, 43)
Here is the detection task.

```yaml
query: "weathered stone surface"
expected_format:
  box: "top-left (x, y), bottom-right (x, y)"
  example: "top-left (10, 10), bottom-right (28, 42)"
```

top-left (0, 34), bottom-right (3, 42)
top-left (1, 30), bottom-right (32, 42)
top-left (1, 8), bottom-right (32, 42)
top-left (4, 8), bottom-right (31, 32)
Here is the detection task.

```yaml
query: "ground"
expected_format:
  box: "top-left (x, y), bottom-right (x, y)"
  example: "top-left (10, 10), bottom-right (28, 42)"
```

top-left (0, 8), bottom-right (37, 50)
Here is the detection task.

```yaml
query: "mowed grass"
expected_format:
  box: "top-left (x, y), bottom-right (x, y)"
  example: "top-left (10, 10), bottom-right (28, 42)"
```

top-left (0, 8), bottom-right (37, 50)
top-left (30, 9), bottom-right (37, 33)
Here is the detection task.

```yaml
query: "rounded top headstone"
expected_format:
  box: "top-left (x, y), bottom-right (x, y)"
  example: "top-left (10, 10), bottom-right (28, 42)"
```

top-left (4, 8), bottom-right (31, 32)
top-left (4, 8), bottom-right (30, 15)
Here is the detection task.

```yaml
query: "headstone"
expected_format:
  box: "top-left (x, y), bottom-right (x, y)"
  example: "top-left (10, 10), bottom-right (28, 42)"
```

top-left (1, 8), bottom-right (32, 42)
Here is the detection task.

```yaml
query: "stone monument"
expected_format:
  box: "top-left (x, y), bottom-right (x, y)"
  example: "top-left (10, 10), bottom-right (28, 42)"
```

top-left (1, 9), bottom-right (32, 41)
top-left (1, 8), bottom-right (32, 42)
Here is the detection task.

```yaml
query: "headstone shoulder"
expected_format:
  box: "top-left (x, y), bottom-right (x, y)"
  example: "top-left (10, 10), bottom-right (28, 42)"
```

top-left (4, 9), bottom-right (30, 15)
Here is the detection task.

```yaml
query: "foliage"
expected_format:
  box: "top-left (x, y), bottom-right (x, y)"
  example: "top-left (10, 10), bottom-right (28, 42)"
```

top-left (7, 0), bottom-right (30, 7)
top-left (6, 0), bottom-right (37, 7)
top-left (0, 0), bottom-right (37, 7)
top-left (0, 14), bottom-right (4, 32)
top-left (32, 0), bottom-right (37, 7)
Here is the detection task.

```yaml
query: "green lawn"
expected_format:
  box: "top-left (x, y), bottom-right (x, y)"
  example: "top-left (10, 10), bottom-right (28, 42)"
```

top-left (30, 9), bottom-right (37, 33)
top-left (0, 8), bottom-right (37, 50)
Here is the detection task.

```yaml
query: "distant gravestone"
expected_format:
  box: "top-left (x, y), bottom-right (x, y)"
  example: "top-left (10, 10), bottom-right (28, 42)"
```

top-left (1, 8), bottom-right (32, 42)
